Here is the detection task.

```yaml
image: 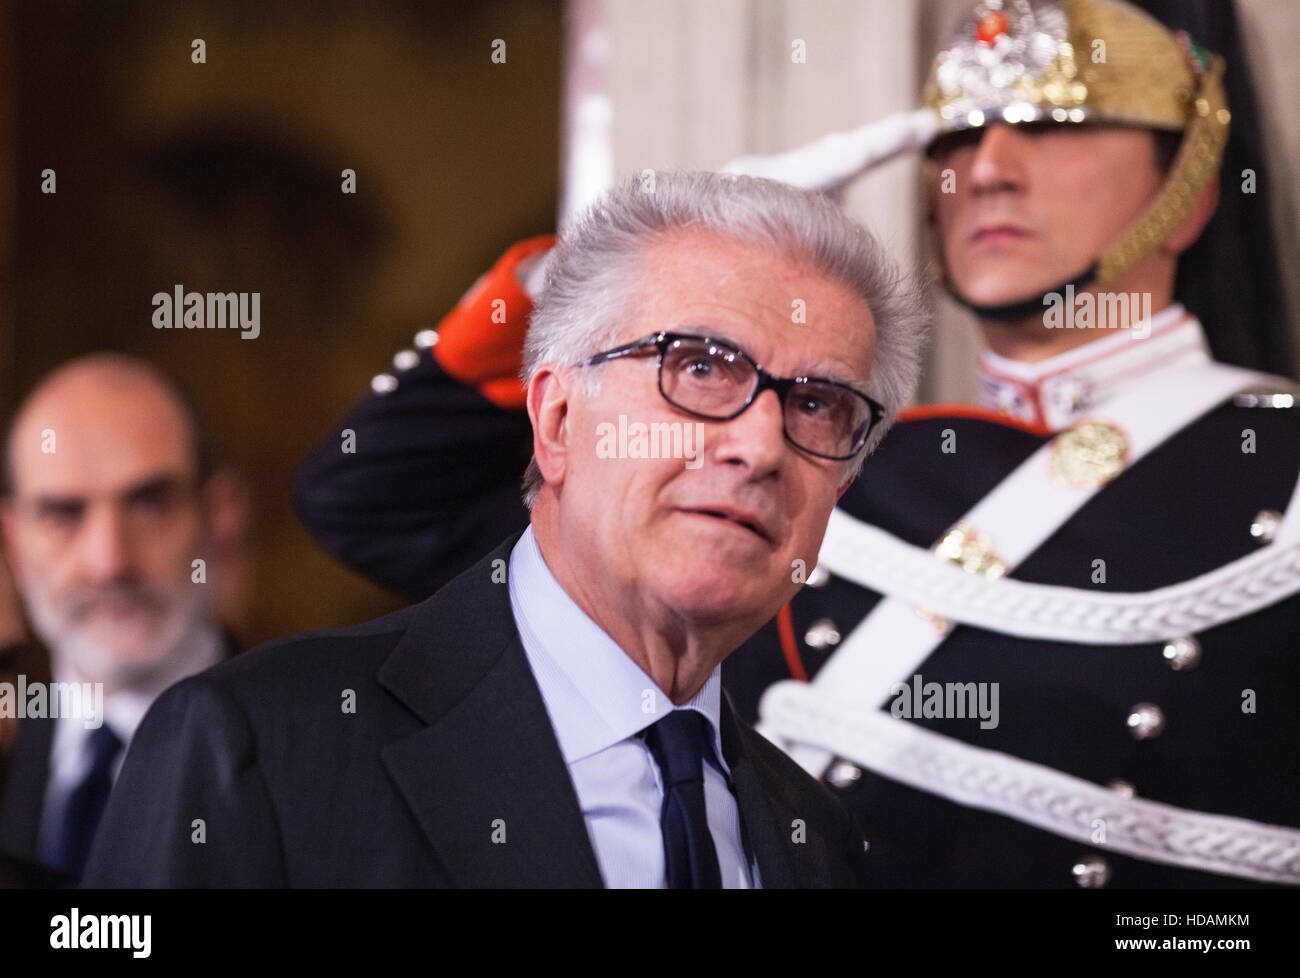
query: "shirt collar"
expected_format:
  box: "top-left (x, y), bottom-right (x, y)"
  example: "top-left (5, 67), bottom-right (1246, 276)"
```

top-left (978, 303), bottom-right (1211, 431)
top-left (507, 525), bottom-right (727, 769)
top-left (47, 622), bottom-right (227, 782)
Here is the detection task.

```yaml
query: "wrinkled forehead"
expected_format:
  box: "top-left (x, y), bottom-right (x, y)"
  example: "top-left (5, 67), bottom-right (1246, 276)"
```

top-left (7, 375), bottom-right (198, 499)
top-left (628, 229), bottom-right (875, 378)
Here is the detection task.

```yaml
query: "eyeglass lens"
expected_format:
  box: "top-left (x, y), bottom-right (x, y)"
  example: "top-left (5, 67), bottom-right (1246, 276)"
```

top-left (659, 336), bottom-right (868, 457)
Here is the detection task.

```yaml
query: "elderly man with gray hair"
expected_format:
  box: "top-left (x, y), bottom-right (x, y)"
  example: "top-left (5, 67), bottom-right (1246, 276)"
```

top-left (86, 170), bottom-right (926, 888)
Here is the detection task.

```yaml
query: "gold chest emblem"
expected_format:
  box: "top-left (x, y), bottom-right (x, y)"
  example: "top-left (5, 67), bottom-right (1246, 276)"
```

top-left (933, 520), bottom-right (1007, 579)
top-left (1050, 421), bottom-right (1130, 488)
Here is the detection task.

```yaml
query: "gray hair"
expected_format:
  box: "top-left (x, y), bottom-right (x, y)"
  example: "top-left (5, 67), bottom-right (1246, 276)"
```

top-left (521, 169), bottom-right (929, 507)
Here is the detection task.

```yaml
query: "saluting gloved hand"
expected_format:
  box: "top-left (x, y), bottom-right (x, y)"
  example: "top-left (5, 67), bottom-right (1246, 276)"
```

top-left (720, 108), bottom-right (938, 203)
top-left (429, 234), bottom-right (555, 411)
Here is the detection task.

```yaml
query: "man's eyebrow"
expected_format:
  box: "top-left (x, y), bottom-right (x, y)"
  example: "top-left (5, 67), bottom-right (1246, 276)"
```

top-left (800, 360), bottom-right (866, 387)
top-left (675, 325), bottom-right (869, 392)
top-left (674, 326), bottom-right (743, 348)
top-left (29, 472), bottom-right (189, 511)
top-left (32, 494), bottom-right (86, 516)
top-left (120, 473), bottom-right (189, 504)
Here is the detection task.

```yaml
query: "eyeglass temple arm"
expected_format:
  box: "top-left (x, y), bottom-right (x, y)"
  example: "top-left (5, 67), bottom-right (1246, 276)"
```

top-left (580, 333), bottom-right (664, 367)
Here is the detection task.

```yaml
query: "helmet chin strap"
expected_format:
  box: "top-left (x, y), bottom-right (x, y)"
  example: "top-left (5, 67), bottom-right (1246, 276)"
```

top-left (942, 263), bottom-right (1099, 323)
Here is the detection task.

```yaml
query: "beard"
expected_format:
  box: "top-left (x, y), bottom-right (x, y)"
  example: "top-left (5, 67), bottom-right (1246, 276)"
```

top-left (22, 576), bottom-right (213, 690)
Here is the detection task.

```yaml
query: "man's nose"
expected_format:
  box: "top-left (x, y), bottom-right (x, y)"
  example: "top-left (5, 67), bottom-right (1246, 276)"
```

top-left (76, 506), bottom-right (133, 583)
top-left (968, 123), bottom-right (1028, 195)
top-left (711, 388), bottom-right (786, 477)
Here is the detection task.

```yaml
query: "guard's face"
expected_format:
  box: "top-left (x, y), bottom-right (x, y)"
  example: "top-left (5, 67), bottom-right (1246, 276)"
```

top-left (555, 229), bottom-right (875, 629)
top-left (1, 378), bottom-right (211, 687)
top-left (931, 122), bottom-right (1165, 306)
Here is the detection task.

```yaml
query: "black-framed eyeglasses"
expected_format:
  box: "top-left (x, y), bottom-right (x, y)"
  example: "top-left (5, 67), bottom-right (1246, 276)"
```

top-left (578, 331), bottom-right (884, 461)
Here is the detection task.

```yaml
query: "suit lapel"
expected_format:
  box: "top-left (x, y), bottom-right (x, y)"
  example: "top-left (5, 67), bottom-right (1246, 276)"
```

top-left (718, 694), bottom-right (800, 888)
top-left (377, 537), bottom-right (603, 888)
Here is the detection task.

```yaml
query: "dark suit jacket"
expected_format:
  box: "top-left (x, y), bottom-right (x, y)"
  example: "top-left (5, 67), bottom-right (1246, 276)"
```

top-left (83, 537), bottom-right (870, 888)
top-left (0, 632), bottom-right (239, 882)
top-left (0, 702), bottom-right (57, 870)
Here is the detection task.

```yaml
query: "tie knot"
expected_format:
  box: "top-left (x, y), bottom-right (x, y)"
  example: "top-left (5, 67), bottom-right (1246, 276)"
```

top-left (644, 710), bottom-right (713, 788)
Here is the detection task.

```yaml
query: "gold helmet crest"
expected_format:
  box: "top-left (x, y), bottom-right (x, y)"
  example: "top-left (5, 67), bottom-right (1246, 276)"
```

top-left (923, 0), bottom-right (1230, 284)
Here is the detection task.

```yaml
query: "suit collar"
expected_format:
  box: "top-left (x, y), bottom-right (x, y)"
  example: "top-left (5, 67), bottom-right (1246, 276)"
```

top-left (508, 525), bottom-right (732, 767)
top-left (377, 534), bottom-right (604, 887)
top-left (377, 533), bottom-right (807, 888)
top-left (717, 693), bottom-right (799, 888)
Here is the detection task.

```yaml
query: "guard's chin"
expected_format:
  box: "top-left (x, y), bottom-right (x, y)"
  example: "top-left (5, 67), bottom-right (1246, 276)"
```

top-left (952, 262), bottom-right (1069, 311)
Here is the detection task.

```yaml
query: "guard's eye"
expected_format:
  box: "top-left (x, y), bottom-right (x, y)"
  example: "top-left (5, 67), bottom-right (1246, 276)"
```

top-left (926, 127), bottom-right (984, 160)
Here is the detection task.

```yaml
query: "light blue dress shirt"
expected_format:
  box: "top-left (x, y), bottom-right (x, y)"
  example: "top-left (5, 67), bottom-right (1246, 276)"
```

top-left (507, 526), bottom-right (759, 888)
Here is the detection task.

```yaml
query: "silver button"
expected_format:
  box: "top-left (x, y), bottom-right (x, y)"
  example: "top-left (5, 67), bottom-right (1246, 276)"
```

top-left (1161, 636), bottom-right (1201, 672)
top-left (1072, 854), bottom-right (1111, 888)
top-left (370, 373), bottom-right (398, 395)
top-left (804, 618), bottom-right (841, 650)
top-left (862, 839), bottom-right (870, 854)
top-left (1126, 703), bottom-right (1165, 740)
top-left (413, 328), bottom-right (439, 350)
top-left (1250, 510), bottom-right (1282, 543)
top-left (393, 349), bottom-right (420, 372)
top-left (825, 760), bottom-right (862, 789)
top-left (806, 564), bottom-right (831, 588)
top-left (1105, 779), bottom-right (1136, 799)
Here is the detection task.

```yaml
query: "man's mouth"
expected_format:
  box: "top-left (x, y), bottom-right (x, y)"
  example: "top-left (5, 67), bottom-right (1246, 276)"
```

top-left (682, 507), bottom-right (773, 543)
top-left (70, 591), bottom-right (161, 623)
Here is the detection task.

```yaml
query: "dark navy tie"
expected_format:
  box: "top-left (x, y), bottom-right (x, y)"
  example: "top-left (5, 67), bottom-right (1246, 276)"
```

top-left (643, 710), bottom-right (722, 889)
top-left (52, 724), bottom-right (123, 880)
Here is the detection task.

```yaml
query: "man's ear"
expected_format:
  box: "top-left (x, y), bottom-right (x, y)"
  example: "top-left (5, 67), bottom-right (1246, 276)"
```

top-left (0, 500), bottom-right (21, 580)
top-left (201, 469), bottom-right (248, 554)
top-left (526, 366), bottom-right (573, 489)
top-left (199, 469), bottom-right (252, 634)
top-left (1161, 177), bottom-right (1219, 257)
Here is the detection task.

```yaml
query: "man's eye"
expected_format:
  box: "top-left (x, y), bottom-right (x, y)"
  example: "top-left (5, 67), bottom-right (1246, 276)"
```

top-left (797, 395), bottom-right (827, 416)
top-left (678, 355), bottom-right (731, 382)
top-left (128, 490), bottom-right (176, 518)
top-left (927, 127), bottom-right (983, 160)
top-left (1016, 121), bottom-right (1061, 138)
top-left (38, 505), bottom-right (82, 529)
top-left (685, 358), bottom-right (715, 377)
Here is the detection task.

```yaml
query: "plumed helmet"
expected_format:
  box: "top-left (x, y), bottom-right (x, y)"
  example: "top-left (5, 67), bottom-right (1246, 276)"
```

top-left (923, 0), bottom-right (1230, 284)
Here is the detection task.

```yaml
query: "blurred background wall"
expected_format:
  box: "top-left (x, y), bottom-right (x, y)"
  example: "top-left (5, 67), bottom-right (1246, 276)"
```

top-left (2, 0), bottom-right (562, 650)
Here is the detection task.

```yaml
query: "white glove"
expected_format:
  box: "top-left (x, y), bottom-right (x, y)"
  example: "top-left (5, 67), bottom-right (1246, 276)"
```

top-left (721, 109), bottom-right (939, 200)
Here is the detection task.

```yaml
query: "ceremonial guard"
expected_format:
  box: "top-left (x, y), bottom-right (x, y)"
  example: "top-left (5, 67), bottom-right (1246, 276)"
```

top-left (295, 0), bottom-right (1299, 887)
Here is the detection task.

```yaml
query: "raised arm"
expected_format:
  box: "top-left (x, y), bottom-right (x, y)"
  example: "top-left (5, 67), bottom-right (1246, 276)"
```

top-left (293, 237), bottom-right (553, 600)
